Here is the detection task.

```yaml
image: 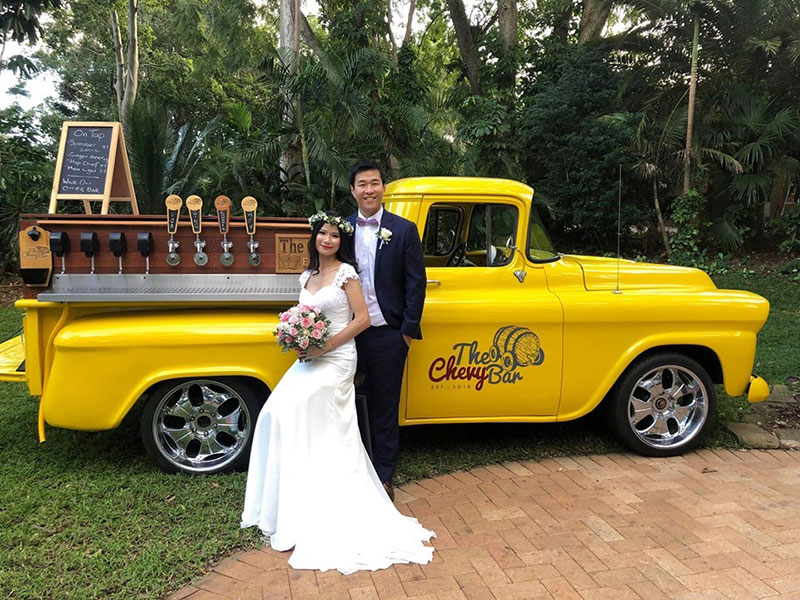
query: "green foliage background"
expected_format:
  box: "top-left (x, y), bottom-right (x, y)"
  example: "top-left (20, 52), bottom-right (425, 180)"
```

top-left (1, 0), bottom-right (799, 266)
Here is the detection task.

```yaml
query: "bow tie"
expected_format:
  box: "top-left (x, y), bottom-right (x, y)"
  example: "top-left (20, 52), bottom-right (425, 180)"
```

top-left (356, 217), bottom-right (379, 227)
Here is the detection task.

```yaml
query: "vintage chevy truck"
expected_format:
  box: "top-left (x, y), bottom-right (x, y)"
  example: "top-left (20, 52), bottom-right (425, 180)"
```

top-left (0, 177), bottom-right (770, 474)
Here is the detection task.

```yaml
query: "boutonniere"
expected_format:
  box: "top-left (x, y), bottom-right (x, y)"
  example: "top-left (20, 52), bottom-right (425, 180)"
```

top-left (376, 227), bottom-right (392, 248)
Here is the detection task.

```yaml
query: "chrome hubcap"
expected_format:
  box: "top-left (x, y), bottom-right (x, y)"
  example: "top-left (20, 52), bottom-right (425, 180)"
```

top-left (152, 380), bottom-right (251, 473)
top-left (628, 365), bottom-right (708, 449)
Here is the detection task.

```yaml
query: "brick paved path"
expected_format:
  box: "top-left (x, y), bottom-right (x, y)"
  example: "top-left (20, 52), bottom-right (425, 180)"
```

top-left (171, 450), bottom-right (800, 600)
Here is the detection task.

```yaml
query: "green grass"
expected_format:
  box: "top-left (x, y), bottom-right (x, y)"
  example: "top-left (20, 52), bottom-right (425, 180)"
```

top-left (0, 270), bottom-right (796, 598)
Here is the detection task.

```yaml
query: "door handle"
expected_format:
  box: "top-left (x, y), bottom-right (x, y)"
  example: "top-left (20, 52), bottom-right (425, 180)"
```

top-left (426, 279), bottom-right (441, 286)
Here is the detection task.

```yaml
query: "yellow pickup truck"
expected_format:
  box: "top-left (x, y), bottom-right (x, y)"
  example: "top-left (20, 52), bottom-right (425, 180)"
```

top-left (0, 177), bottom-right (770, 474)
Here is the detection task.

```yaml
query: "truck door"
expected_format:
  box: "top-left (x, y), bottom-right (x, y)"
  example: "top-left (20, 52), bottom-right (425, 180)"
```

top-left (405, 196), bottom-right (563, 420)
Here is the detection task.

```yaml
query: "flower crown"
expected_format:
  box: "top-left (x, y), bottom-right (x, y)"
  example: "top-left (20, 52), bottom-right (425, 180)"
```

top-left (308, 212), bottom-right (354, 235)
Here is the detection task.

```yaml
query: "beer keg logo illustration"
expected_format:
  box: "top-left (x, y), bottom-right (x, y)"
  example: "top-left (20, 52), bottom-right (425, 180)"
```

top-left (492, 326), bottom-right (545, 368)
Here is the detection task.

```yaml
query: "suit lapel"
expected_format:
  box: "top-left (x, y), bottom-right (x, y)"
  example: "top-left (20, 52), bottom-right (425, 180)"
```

top-left (374, 209), bottom-right (393, 278)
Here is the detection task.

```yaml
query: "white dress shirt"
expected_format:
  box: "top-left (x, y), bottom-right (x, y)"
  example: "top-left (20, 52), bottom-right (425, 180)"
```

top-left (355, 207), bottom-right (388, 327)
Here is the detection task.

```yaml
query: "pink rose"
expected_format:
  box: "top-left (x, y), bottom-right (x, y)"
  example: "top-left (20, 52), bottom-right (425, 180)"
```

top-left (297, 304), bottom-right (309, 312)
top-left (280, 312), bottom-right (290, 322)
top-left (289, 327), bottom-right (298, 336)
top-left (299, 338), bottom-right (309, 349)
top-left (310, 329), bottom-right (322, 339)
top-left (284, 336), bottom-right (293, 344)
top-left (314, 320), bottom-right (325, 330)
top-left (300, 317), bottom-right (312, 328)
top-left (289, 315), bottom-right (299, 325)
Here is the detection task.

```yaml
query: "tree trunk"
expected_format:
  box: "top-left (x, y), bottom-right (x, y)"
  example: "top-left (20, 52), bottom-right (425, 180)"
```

top-left (0, 31), bottom-right (8, 72)
top-left (498, 0), bottom-right (517, 51)
top-left (653, 179), bottom-right (672, 256)
top-left (279, 0), bottom-right (303, 184)
top-left (403, 0), bottom-right (417, 45)
top-left (551, 3), bottom-right (572, 46)
top-left (279, 0), bottom-right (298, 66)
top-left (119, 0), bottom-right (139, 131)
top-left (578, 0), bottom-right (614, 44)
top-left (683, 10), bottom-right (699, 194)
top-left (448, 0), bottom-right (482, 95)
top-left (110, 10), bottom-right (124, 111)
top-left (497, 0), bottom-right (517, 90)
top-left (298, 11), bottom-right (324, 58)
top-left (768, 163), bottom-right (789, 218)
top-left (387, 0), bottom-right (398, 62)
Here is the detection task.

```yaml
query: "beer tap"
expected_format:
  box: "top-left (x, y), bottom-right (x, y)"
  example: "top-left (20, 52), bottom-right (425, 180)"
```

top-left (80, 232), bottom-right (99, 274)
top-left (137, 232), bottom-right (154, 274)
top-left (242, 196), bottom-right (261, 266)
top-left (50, 232), bottom-right (70, 274)
top-left (165, 194), bottom-right (183, 266)
top-left (109, 232), bottom-right (127, 274)
top-left (215, 195), bottom-right (234, 266)
top-left (186, 194), bottom-right (208, 266)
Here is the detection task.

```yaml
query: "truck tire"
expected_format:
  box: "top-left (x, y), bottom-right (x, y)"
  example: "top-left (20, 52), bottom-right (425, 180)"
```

top-left (140, 377), bottom-right (265, 474)
top-left (606, 353), bottom-right (716, 457)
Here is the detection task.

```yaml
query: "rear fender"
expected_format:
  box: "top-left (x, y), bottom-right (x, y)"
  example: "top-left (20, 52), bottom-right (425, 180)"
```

top-left (41, 309), bottom-right (290, 431)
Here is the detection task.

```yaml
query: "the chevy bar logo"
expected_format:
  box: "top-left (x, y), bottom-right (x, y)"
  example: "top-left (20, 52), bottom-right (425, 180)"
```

top-left (428, 326), bottom-right (545, 391)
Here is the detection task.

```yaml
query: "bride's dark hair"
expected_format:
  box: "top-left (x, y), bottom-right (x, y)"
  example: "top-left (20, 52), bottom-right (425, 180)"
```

top-left (307, 211), bottom-right (359, 275)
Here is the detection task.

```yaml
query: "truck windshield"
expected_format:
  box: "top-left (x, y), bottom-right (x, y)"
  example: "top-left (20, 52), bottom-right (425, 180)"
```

top-left (527, 202), bottom-right (557, 262)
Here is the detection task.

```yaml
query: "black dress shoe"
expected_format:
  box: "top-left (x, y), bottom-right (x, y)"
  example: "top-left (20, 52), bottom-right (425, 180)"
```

top-left (382, 481), bottom-right (395, 502)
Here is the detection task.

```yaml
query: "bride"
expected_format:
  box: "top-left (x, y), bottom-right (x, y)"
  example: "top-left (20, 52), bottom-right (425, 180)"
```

top-left (241, 211), bottom-right (435, 574)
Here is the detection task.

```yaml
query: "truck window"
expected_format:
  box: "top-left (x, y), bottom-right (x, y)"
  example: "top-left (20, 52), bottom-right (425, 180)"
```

top-left (527, 204), bottom-right (557, 261)
top-left (423, 207), bottom-right (461, 256)
top-left (464, 203), bottom-right (518, 267)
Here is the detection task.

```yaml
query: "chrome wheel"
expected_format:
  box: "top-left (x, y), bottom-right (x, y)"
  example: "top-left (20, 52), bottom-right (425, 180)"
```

top-left (628, 364), bottom-right (709, 450)
top-left (151, 379), bottom-right (252, 473)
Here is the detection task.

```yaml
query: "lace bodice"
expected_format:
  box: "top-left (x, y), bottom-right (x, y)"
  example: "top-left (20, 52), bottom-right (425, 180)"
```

top-left (298, 263), bottom-right (359, 337)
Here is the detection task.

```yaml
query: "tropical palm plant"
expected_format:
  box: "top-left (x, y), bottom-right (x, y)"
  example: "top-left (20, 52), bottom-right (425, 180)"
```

top-left (125, 99), bottom-right (221, 214)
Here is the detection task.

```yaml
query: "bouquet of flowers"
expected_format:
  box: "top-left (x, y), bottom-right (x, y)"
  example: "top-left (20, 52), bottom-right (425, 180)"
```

top-left (275, 304), bottom-right (331, 361)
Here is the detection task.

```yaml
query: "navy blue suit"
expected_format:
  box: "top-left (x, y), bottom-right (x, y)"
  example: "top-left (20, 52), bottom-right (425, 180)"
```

top-left (347, 209), bottom-right (426, 482)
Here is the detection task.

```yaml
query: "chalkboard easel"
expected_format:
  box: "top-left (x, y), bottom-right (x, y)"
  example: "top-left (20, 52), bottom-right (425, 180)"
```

top-left (49, 121), bottom-right (139, 215)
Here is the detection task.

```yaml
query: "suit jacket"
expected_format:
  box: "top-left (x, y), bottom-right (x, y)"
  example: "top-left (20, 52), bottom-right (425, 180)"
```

top-left (347, 209), bottom-right (427, 339)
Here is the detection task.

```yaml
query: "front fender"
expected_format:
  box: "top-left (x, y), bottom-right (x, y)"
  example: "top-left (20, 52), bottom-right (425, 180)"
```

top-left (556, 288), bottom-right (769, 421)
top-left (42, 309), bottom-right (292, 431)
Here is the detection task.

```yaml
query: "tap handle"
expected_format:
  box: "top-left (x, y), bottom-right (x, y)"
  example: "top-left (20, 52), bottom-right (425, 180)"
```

top-left (186, 195), bottom-right (203, 234)
top-left (50, 232), bottom-right (71, 257)
top-left (165, 195), bottom-right (183, 235)
top-left (242, 196), bottom-right (258, 236)
top-left (109, 232), bottom-right (127, 257)
top-left (214, 195), bottom-right (231, 235)
top-left (137, 232), bottom-right (154, 257)
top-left (80, 232), bottom-right (99, 257)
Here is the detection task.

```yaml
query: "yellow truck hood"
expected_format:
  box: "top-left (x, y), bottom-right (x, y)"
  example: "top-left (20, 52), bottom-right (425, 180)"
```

top-left (565, 255), bottom-right (717, 291)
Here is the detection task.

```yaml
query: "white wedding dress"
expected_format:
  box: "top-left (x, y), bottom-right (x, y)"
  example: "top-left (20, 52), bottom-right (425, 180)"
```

top-left (241, 262), bottom-right (435, 574)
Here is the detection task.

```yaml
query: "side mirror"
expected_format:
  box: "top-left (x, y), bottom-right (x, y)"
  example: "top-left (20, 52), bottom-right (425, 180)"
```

top-left (506, 235), bottom-right (526, 283)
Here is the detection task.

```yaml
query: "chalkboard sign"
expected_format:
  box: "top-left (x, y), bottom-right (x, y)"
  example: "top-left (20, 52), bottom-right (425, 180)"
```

top-left (57, 126), bottom-right (113, 195)
top-left (49, 121), bottom-right (138, 215)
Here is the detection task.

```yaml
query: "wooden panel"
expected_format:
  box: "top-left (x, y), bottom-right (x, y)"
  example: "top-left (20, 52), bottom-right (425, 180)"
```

top-left (275, 233), bottom-right (310, 273)
top-left (19, 214), bottom-right (312, 298)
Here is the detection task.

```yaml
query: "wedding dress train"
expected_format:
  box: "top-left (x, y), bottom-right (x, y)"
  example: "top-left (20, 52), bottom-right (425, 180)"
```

top-left (241, 263), bottom-right (435, 574)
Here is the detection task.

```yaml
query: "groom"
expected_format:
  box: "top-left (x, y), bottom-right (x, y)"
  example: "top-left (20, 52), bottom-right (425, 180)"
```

top-left (347, 159), bottom-right (426, 501)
